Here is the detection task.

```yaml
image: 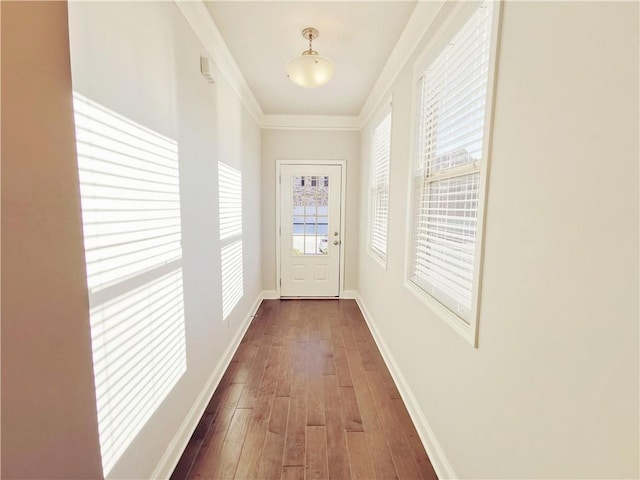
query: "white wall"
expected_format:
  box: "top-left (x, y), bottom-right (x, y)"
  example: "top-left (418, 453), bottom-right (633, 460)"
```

top-left (357, 1), bottom-right (639, 478)
top-left (1, 3), bottom-right (103, 477)
top-left (68, 2), bottom-right (262, 478)
top-left (261, 129), bottom-right (360, 293)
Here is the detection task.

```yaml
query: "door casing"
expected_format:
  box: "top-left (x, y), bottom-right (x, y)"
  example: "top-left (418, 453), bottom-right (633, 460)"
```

top-left (275, 159), bottom-right (347, 298)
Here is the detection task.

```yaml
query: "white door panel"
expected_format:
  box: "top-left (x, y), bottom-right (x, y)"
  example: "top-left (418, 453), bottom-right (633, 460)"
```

top-left (280, 164), bottom-right (341, 297)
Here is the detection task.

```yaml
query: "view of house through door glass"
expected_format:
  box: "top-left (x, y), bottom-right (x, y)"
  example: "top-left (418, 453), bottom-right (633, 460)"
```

top-left (292, 175), bottom-right (329, 256)
top-left (280, 164), bottom-right (342, 297)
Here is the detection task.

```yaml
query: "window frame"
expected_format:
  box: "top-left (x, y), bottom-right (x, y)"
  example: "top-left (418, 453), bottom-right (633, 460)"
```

top-left (403, 0), bottom-right (502, 347)
top-left (368, 98), bottom-right (394, 268)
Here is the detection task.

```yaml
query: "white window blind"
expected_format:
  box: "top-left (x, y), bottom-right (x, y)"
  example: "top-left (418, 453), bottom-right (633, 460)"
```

top-left (369, 109), bottom-right (392, 261)
top-left (409, 2), bottom-right (495, 324)
top-left (218, 161), bottom-right (243, 320)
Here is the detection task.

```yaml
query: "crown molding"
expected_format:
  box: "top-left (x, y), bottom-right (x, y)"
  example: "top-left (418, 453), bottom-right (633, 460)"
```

top-left (358, 0), bottom-right (446, 128)
top-left (176, 0), bottom-right (447, 132)
top-left (174, 0), bottom-right (264, 125)
top-left (262, 114), bottom-right (361, 131)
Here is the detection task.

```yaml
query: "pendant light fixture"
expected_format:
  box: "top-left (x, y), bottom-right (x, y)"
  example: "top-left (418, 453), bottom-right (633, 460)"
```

top-left (286, 27), bottom-right (334, 88)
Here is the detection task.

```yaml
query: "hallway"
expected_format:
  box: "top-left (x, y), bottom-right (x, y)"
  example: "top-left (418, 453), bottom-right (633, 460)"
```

top-left (171, 300), bottom-right (437, 480)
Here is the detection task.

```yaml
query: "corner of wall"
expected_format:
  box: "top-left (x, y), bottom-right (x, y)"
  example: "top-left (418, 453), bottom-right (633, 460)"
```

top-left (1, 2), bottom-right (104, 477)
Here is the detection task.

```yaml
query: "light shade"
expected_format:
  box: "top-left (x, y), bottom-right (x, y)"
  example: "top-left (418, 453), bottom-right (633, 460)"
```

top-left (286, 53), bottom-right (334, 88)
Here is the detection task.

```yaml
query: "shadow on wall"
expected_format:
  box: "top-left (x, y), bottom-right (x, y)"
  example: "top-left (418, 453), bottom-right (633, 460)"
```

top-left (73, 92), bottom-right (187, 476)
top-left (216, 77), bottom-right (246, 322)
top-left (218, 160), bottom-right (243, 320)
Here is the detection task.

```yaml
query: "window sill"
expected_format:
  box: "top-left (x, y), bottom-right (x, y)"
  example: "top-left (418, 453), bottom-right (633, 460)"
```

top-left (404, 279), bottom-right (477, 347)
top-left (367, 249), bottom-right (387, 270)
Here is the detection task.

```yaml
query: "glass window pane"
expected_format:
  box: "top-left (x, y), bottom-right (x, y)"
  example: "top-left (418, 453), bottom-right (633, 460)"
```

top-left (317, 217), bottom-right (328, 236)
top-left (318, 236), bottom-right (328, 255)
top-left (291, 175), bottom-right (331, 256)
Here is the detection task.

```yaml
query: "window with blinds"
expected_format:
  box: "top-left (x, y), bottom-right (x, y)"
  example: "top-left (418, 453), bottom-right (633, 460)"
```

top-left (218, 161), bottom-right (243, 320)
top-left (369, 109), bottom-right (392, 262)
top-left (409, 1), bottom-right (496, 330)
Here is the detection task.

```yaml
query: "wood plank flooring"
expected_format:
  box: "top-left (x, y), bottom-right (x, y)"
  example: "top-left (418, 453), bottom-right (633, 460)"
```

top-left (171, 299), bottom-right (437, 480)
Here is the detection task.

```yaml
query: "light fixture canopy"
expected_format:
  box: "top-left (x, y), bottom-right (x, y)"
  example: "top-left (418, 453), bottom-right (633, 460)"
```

top-left (286, 27), bottom-right (334, 88)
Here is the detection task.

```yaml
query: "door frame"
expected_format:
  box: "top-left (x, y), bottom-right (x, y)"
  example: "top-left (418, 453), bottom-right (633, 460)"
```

top-left (275, 159), bottom-right (347, 298)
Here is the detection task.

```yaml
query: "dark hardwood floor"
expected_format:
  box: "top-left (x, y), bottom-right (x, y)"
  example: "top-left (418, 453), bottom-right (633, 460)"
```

top-left (171, 299), bottom-right (437, 480)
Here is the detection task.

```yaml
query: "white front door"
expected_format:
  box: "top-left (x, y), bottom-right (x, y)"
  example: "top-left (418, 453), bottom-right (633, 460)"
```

top-left (280, 164), bottom-right (342, 297)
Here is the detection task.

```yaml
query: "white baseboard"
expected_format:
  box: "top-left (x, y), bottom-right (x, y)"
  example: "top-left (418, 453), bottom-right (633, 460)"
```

top-left (261, 290), bottom-right (357, 300)
top-left (151, 292), bottom-right (264, 479)
top-left (354, 292), bottom-right (457, 480)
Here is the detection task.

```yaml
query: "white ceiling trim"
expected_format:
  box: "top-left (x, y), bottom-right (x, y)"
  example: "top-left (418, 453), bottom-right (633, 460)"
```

top-left (176, 0), bottom-right (447, 132)
top-left (262, 115), bottom-right (361, 131)
top-left (358, 0), bottom-right (446, 128)
top-left (175, 0), bottom-right (264, 125)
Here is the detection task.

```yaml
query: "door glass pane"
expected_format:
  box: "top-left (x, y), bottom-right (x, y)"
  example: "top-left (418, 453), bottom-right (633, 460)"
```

top-left (292, 176), bottom-right (329, 255)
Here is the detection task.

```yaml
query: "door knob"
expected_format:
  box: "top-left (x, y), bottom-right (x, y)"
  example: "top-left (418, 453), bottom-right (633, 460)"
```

top-left (333, 240), bottom-right (339, 245)
top-left (333, 231), bottom-right (339, 236)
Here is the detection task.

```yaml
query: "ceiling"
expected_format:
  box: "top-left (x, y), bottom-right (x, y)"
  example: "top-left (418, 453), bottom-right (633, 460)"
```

top-left (203, 1), bottom-right (416, 116)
